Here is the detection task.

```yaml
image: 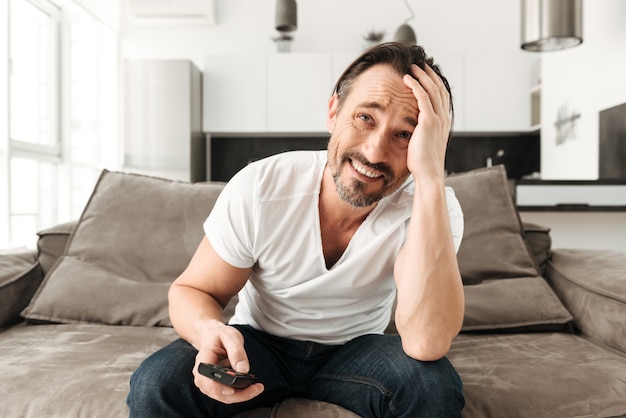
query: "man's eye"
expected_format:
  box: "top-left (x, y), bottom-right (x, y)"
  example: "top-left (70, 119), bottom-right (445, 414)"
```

top-left (398, 131), bottom-right (412, 140)
top-left (358, 114), bottom-right (371, 122)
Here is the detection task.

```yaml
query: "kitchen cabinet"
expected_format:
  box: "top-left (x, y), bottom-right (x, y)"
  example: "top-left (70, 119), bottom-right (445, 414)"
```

top-left (267, 53), bottom-right (333, 132)
top-left (202, 51), bottom-right (534, 134)
top-left (203, 54), bottom-right (267, 133)
top-left (203, 53), bottom-right (334, 134)
top-left (463, 52), bottom-right (534, 132)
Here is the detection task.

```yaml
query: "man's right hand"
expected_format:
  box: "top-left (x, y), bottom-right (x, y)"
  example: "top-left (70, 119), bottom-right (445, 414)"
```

top-left (192, 322), bottom-right (264, 404)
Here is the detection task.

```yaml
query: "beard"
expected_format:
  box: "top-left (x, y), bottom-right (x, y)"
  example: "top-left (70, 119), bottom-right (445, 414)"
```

top-left (331, 150), bottom-right (410, 208)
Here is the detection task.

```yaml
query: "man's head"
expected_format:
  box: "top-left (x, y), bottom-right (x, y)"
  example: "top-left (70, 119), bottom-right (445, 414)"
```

top-left (333, 42), bottom-right (453, 121)
top-left (326, 42), bottom-right (453, 208)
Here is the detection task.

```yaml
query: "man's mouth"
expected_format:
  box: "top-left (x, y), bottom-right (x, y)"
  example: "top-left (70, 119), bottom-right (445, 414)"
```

top-left (350, 159), bottom-right (384, 179)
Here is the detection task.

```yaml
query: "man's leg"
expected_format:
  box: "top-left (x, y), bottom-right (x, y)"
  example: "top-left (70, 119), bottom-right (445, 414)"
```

top-left (305, 334), bottom-right (464, 418)
top-left (127, 338), bottom-right (209, 418)
top-left (127, 326), bottom-right (303, 418)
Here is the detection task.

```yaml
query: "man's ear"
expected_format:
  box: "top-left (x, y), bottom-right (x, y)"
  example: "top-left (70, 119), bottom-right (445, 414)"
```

top-left (326, 93), bottom-right (339, 134)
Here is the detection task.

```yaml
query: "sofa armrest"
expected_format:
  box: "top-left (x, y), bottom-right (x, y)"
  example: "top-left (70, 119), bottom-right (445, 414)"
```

top-left (546, 249), bottom-right (626, 354)
top-left (0, 250), bottom-right (43, 329)
top-left (37, 220), bottom-right (77, 276)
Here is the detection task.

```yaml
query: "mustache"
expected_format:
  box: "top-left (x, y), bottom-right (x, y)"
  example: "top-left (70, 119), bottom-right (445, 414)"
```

top-left (342, 151), bottom-right (394, 179)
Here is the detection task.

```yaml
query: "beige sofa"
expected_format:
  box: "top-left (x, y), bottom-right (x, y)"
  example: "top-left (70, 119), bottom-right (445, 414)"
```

top-left (1, 165), bottom-right (625, 417)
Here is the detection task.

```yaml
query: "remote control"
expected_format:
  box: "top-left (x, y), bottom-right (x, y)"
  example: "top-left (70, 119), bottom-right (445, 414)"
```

top-left (198, 363), bottom-right (262, 389)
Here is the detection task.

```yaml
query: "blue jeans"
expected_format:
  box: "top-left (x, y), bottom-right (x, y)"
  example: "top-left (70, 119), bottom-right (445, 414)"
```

top-left (127, 325), bottom-right (464, 417)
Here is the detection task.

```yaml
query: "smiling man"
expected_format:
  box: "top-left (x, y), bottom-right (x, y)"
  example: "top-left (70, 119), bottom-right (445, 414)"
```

top-left (128, 42), bottom-right (465, 418)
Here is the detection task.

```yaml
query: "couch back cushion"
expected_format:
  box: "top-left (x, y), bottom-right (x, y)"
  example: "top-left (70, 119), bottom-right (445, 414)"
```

top-left (22, 170), bottom-right (224, 326)
top-left (444, 166), bottom-right (572, 332)
top-left (23, 165), bottom-right (571, 333)
top-left (522, 221), bottom-right (552, 275)
top-left (445, 166), bottom-right (540, 284)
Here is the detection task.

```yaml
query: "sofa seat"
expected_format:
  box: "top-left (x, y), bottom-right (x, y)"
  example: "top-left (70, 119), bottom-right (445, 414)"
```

top-left (0, 323), bottom-right (179, 417)
top-left (448, 332), bottom-right (626, 418)
top-left (0, 323), bottom-right (357, 418)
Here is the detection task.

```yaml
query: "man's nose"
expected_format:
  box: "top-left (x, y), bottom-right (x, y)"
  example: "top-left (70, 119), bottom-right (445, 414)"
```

top-left (361, 131), bottom-right (388, 164)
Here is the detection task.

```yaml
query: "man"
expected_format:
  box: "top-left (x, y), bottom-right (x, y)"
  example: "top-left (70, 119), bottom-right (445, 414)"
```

top-left (128, 42), bottom-right (465, 417)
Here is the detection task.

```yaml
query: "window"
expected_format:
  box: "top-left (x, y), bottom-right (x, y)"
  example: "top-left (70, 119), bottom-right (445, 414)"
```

top-left (6, 0), bottom-right (60, 248)
top-left (9, 0), bottom-right (59, 150)
top-left (1, 0), bottom-right (119, 249)
top-left (65, 1), bottom-right (119, 219)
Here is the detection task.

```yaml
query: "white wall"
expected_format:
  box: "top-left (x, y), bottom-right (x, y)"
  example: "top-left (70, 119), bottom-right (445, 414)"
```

top-left (540, 0), bottom-right (626, 180)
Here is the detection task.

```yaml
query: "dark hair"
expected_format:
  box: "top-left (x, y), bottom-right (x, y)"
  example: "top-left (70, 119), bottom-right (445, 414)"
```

top-left (332, 42), bottom-right (454, 127)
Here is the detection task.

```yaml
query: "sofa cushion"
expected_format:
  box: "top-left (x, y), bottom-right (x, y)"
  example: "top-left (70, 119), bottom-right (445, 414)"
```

top-left (0, 323), bottom-right (178, 417)
top-left (445, 166), bottom-right (572, 332)
top-left (0, 251), bottom-right (43, 329)
top-left (462, 277), bottom-right (572, 332)
top-left (448, 332), bottom-right (626, 418)
top-left (522, 221), bottom-right (552, 275)
top-left (547, 249), bottom-right (626, 354)
top-left (37, 220), bottom-right (76, 276)
top-left (22, 170), bottom-right (224, 326)
top-left (445, 165), bottom-right (540, 284)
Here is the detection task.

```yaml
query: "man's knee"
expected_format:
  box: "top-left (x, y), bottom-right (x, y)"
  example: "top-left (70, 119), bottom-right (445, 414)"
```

top-left (312, 335), bottom-right (464, 417)
top-left (406, 357), bottom-right (464, 415)
top-left (127, 339), bottom-right (199, 416)
top-left (359, 335), bottom-right (464, 416)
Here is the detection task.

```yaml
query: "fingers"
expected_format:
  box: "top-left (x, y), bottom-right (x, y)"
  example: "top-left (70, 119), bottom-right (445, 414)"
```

top-left (194, 365), bottom-right (264, 404)
top-left (215, 325), bottom-right (250, 373)
top-left (402, 63), bottom-right (452, 176)
top-left (201, 323), bottom-right (250, 372)
top-left (404, 64), bottom-right (450, 117)
top-left (193, 325), bottom-right (264, 403)
top-left (424, 64), bottom-right (450, 115)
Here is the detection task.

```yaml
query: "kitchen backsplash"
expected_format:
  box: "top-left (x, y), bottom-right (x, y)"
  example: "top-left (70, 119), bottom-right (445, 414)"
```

top-left (209, 132), bottom-right (540, 182)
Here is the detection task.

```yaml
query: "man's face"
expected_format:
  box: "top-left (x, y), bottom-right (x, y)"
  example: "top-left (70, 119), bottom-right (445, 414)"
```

top-left (326, 64), bottom-right (418, 208)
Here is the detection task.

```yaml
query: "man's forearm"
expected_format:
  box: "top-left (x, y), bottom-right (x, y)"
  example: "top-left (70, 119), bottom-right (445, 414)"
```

top-left (168, 283), bottom-right (228, 351)
top-left (393, 180), bottom-right (464, 361)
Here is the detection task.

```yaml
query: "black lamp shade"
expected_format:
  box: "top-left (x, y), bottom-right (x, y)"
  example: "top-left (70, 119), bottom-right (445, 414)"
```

top-left (393, 23), bottom-right (417, 44)
top-left (275, 0), bottom-right (297, 32)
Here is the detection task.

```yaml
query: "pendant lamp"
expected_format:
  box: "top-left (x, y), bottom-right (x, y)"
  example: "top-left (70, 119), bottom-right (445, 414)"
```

top-left (521, 0), bottom-right (582, 52)
top-left (275, 0), bottom-right (297, 32)
top-left (393, 0), bottom-right (417, 44)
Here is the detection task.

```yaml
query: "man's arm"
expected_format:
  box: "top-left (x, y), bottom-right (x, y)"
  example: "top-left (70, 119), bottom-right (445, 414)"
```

top-left (393, 63), bottom-right (464, 361)
top-left (168, 236), bottom-right (263, 403)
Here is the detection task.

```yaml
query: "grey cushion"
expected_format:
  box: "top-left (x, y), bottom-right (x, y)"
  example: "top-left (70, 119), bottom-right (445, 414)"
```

top-left (449, 332), bottom-right (626, 417)
top-left (22, 170), bottom-right (224, 326)
top-left (522, 221), bottom-right (552, 275)
top-left (0, 323), bottom-right (178, 417)
top-left (445, 166), bottom-right (572, 332)
top-left (462, 277), bottom-right (572, 332)
top-left (445, 165), bottom-right (540, 284)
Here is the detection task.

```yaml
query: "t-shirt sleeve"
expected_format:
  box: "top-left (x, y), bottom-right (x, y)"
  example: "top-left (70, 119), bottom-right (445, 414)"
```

top-left (203, 165), bottom-right (257, 268)
top-left (445, 186), bottom-right (464, 254)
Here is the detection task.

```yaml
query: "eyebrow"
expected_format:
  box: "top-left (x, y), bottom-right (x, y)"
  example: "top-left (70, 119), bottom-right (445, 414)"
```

top-left (358, 101), bottom-right (418, 128)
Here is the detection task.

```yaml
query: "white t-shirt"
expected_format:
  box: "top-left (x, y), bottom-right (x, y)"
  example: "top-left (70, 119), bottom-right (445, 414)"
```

top-left (204, 150), bottom-right (463, 345)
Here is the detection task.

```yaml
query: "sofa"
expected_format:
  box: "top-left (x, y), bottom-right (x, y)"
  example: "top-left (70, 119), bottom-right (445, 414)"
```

top-left (0, 164), bottom-right (625, 418)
